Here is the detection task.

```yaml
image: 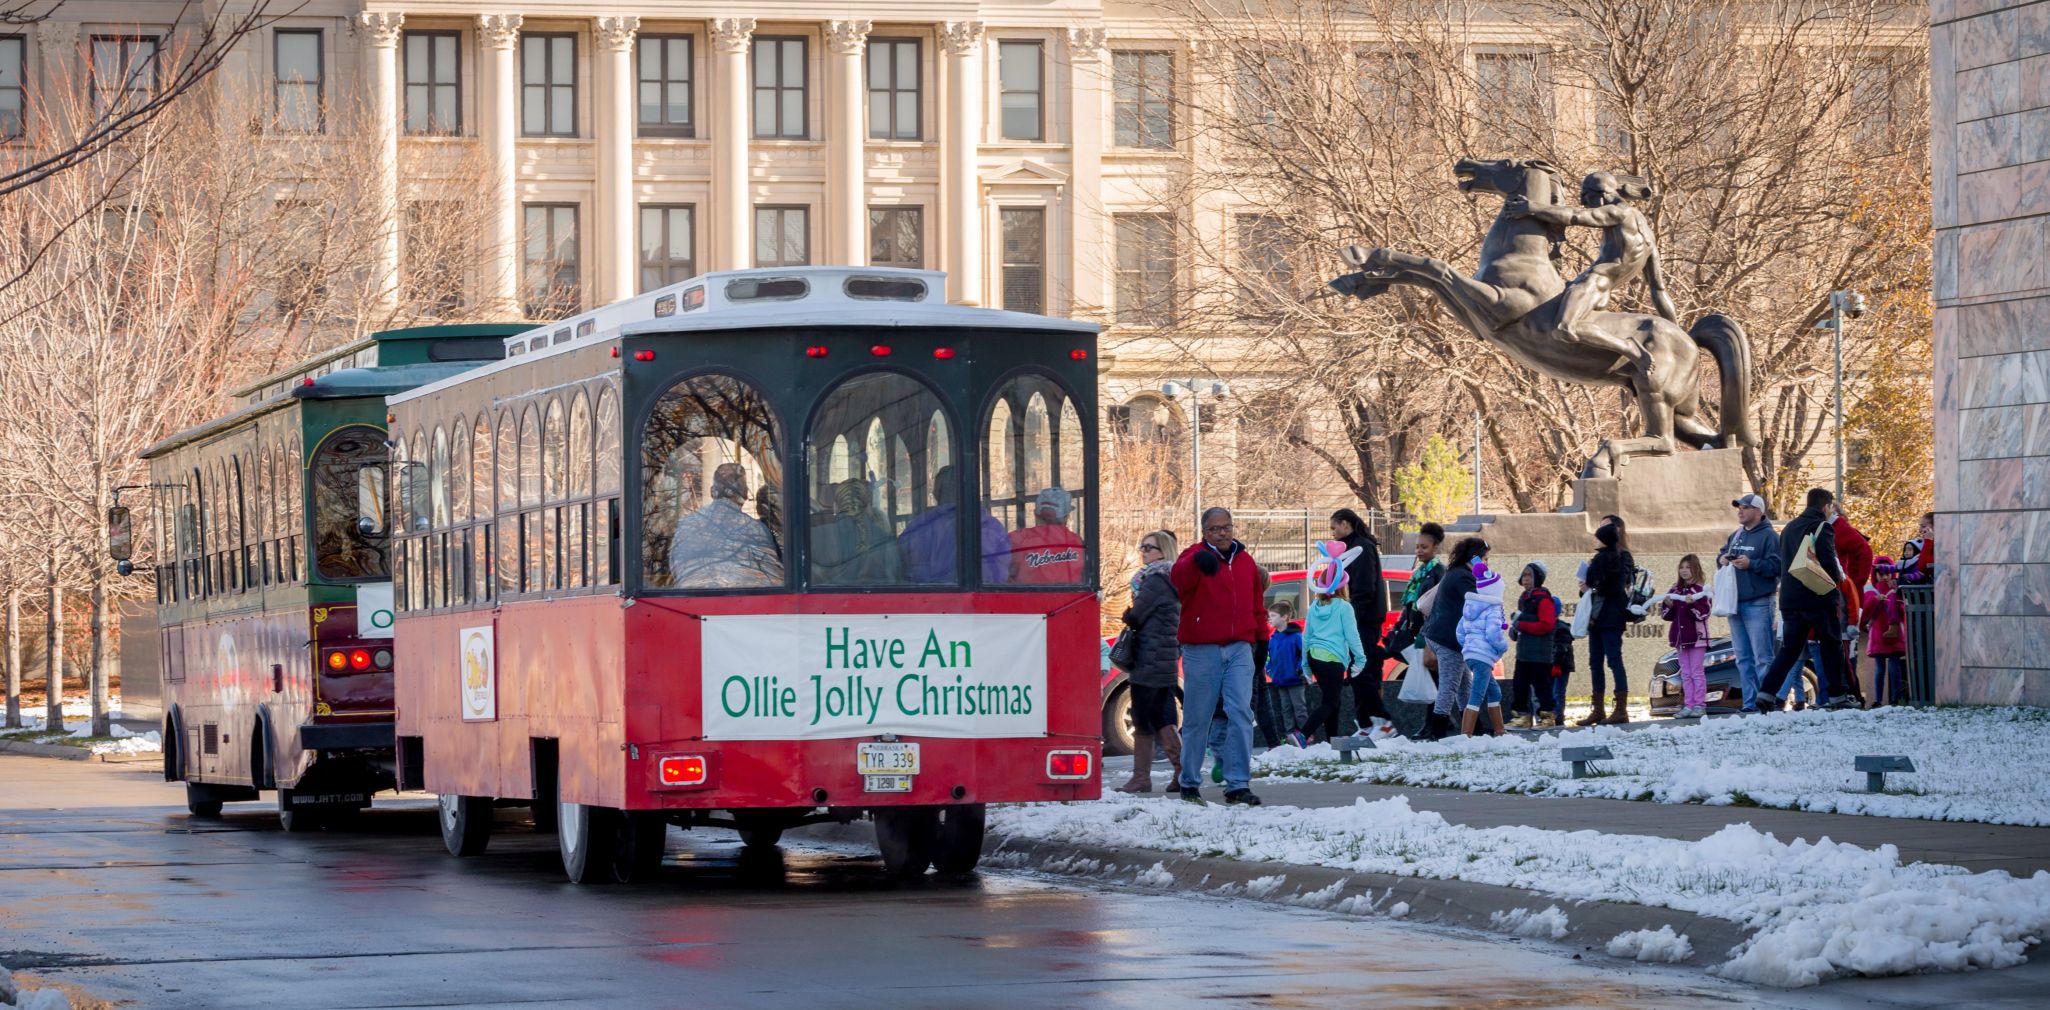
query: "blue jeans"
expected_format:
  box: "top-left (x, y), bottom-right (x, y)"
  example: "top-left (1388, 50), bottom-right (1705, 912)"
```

top-left (1872, 655), bottom-right (1907, 705)
top-left (1728, 597), bottom-right (1776, 708)
top-left (1588, 628), bottom-right (1627, 699)
top-left (1178, 642), bottom-right (1254, 791)
top-left (1786, 642), bottom-right (1828, 705)
top-left (1465, 658), bottom-right (1502, 709)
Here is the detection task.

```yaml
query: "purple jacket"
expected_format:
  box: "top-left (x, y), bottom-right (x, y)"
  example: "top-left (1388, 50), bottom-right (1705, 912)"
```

top-left (897, 504), bottom-right (1010, 584)
top-left (1660, 580), bottom-right (1713, 648)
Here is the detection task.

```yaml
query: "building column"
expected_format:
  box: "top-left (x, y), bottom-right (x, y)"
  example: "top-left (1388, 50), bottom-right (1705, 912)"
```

top-left (939, 21), bottom-right (984, 305)
top-left (1065, 27), bottom-right (1109, 319)
top-left (478, 14), bottom-right (523, 315)
top-left (357, 12), bottom-right (405, 312)
top-left (595, 16), bottom-right (640, 301)
top-left (824, 20), bottom-right (872, 266)
top-left (710, 18), bottom-right (756, 271)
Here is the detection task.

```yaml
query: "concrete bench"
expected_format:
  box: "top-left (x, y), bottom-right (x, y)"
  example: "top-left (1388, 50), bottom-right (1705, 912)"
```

top-left (1562, 745), bottom-right (1613, 779)
top-left (1855, 755), bottom-right (1915, 793)
top-left (1332, 735), bottom-right (1376, 763)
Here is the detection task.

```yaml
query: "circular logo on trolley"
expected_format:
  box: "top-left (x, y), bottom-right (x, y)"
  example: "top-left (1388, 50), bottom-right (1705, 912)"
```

top-left (459, 626), bottom-right (496, 722)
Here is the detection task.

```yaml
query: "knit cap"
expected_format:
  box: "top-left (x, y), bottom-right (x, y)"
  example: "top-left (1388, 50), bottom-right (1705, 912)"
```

top-left (1473, 561), bottom-right (1504, 602)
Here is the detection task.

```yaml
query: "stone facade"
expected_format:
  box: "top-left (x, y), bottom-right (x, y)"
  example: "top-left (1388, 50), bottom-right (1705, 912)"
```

top-left (1931, 0), bottom-right (2050, 705)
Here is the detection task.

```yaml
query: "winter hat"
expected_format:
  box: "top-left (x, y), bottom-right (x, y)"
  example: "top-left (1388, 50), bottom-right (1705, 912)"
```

top-left (1595, 523), bottom-right (1619, 548)
top-left (1034, 487), bottom-right (1073, 520)
top-left (1472, 561), bottom-right (1504, 602)
top-left (1874, 555), bottom-right (1898, 576)
top-left (1523, 561), bottom-right (1547, 587)
top-left (1308, 538), bottom-right (1363, 595)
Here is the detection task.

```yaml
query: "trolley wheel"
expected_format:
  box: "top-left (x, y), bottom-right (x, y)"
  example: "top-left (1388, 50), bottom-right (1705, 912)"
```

top-left (1102, 686), bottom-right (1136, 757)
top-left (276, 787), bottom-right (323, 833)
top-left (873, 807), bottom-right (938, 879)
top-left (610, 812), bottom-right (668, 884)
top-left (932, 803), bottom-right (987, 876)
top-left (438, 794), bottom-right (493, 857)
top-left (558, 801), bottom-right (620, 885)
top-left (736, 825), bottom-right (784, 849)
top-left (185, 783), bottom-right (223, 819)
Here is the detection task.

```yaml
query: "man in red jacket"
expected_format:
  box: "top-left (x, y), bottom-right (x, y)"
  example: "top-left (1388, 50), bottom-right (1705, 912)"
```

top-left (1170, 506), bottom-right (1267, 805)
top-left (1831, 502), bottom-right (1874, 594)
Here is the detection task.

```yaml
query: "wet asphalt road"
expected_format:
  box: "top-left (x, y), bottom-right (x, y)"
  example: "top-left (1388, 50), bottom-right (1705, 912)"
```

top-left (0, 756), bottom-right (2032, 1010)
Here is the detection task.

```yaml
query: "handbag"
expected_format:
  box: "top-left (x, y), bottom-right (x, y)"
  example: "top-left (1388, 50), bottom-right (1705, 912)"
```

top-left (1625, 568), bottom-right (1656, 623)
top-left (1108, 629), bottom-right (1136, 671)
top-left (1398, 650), bottom-right (1437, 703)
top-left (1711, 563), bottom-right (1741, 617)
top-left (1569, 591), bottom-right (1593, 637)
top-left (1417, 583), bottom-right (1440, 618)
top-left (1789, 529), bottom-right (1838, 594)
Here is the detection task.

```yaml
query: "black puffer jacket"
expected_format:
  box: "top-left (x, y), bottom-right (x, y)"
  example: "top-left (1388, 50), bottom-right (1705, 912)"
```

top-left (1337, 524), bottom-right (1386, 656)
top-left (1123, 566), bottom-right (1182, 687)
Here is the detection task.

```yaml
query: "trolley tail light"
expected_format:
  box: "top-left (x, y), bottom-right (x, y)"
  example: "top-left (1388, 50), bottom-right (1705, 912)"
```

top-left (1046, 750), bottom-right (1092, 780)
top-left (658, 755), bottom-right (708, 787)
top-left (326, 650), bottom-right (346, 670)
top-left (349, 649), bottom-right (372, 671)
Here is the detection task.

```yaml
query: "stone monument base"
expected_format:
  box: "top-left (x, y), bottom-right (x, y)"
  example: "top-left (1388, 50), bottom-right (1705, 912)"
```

top-left (1443, 448), bottom-right (1748, 555)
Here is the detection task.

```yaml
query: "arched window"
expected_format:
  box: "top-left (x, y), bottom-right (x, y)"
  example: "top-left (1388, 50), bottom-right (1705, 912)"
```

top-left (410, 431), bottom-right (429, 532)
top-left (518, 405), bottom-right (541, 508)
top-left (431, 424), bottom-right (452, 528)
top-left (311, 425), bottom-right (390, 582)
top-left (640, 372), bottom-right (783, 589)
top-left (543, 397), bottom-right (567, 502)
top-left (808, 371), bottom-right (967, 587)
top-left (567, 391), bottom-right (592, 589)
top-left (594, 385), bottom-right (621, 494)
top-left (495, 411), bottom-right (517, 515)
top-left (471, 414), bottom-right (493, 520)
top-left (568, 391), bottom-right (593, 499)
top-left (981, 372), bottom-right (1091, 586)
top-left (450, 417), bottom-right (471, 525)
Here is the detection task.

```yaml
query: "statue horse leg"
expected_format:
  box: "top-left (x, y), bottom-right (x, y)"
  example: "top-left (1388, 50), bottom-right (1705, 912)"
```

top-left (1333, 245), bottom-right (1514, 333)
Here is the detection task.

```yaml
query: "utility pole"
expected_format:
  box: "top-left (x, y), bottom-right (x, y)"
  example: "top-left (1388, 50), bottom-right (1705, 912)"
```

top-left (1818, 290), bottom-right (1866, 503)
top-left (1162, 379), bottom-right (1230, 535)
top-left (1472, 412), bottom-right (1482, 515)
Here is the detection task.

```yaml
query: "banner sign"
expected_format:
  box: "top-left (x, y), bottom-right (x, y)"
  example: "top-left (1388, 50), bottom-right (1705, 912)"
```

top-left (700, 614), bottom-right (1047, 741)
top-left (356, 583), bottom-right (395, 640)
top-left (459, 625), bottom-right (496, 722)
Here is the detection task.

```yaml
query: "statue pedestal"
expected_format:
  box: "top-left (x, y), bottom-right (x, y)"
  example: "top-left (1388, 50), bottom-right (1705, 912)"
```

top-left (1442, 448), bottom-right (1748, 554)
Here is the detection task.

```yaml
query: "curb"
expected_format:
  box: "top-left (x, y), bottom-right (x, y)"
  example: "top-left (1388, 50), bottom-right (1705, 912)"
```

top-left (0, 740), bottom-right (95, 761)
top-left (788, 820), bottom-right (1748, 968)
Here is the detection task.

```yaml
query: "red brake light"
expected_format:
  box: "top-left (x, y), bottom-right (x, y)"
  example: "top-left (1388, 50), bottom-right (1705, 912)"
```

top-left (659, 755), bottom-right (708, 786)
top-left (870, 344), bottom-right (892, 357)
top-left (633, 349), bottom-right (656, 362)
top-left (933, 347), bottom-right (956, 360)
top-left (326, 650), bottom-right (346, 670)
top-left (805, 345), bottom-right (829, 358)
top-left (1069, 349), bottom-right (1089, 360)
top-left (610, 347), bottom-right (620, 358)
top-left (1047, 751), bottom-right (1092, 780)
top-left (349, 649), bottom-right (372, 671)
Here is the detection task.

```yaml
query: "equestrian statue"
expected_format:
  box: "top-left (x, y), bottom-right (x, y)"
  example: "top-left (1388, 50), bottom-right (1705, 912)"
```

top-left (1329, 158), bottom-right (1757, 479)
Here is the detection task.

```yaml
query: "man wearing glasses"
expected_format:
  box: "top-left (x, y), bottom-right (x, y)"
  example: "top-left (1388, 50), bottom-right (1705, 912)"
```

top-left (1169, 507), bottom-right (1269, 804)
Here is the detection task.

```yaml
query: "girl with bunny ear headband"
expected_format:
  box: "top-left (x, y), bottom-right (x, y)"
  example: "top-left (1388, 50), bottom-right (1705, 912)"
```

top-left (1309, 539), bottom-right (1364, 597)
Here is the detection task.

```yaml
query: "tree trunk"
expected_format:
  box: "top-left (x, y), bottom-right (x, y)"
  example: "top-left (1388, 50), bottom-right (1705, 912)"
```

top-left (4, 585), bottom-right (19, 729)
top-left (89, 567), bottom-right (110, 736)
top-left (44, 557), bottom-right (62, 731)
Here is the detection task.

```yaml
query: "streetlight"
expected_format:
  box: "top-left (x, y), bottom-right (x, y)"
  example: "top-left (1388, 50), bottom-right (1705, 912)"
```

top-left (1814, 290), bottom-right (1867, 502)
top-left (1161, 379), bottom-right (1230, 534)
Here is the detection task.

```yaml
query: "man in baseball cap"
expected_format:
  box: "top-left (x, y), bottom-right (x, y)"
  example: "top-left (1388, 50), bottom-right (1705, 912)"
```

top-left (1717, 492), bottom-right (1781, 708)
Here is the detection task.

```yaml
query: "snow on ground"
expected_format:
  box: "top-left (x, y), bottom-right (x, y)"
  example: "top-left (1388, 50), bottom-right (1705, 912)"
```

top-left (1252, 705), bottom-right (2050, 827)
top-left (1610, 926), bottom-right (1695, 963)
top-left (1, 694), bottom-right (160, 756)
top-left (987, 792), bottom-right (2050, 987)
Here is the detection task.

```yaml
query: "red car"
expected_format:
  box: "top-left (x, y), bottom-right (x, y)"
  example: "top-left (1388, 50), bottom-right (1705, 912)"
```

top-left (1099, 566), bottom-right (1416, 755)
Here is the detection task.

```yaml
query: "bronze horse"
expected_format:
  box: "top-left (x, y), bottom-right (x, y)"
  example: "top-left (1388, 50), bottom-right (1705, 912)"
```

top-left (1329, 158), bottom-right (1756, 477)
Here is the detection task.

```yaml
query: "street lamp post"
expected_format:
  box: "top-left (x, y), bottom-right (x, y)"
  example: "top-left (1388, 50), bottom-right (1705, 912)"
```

top-left (1161, 379), bottom-right (1229, 535)
top-left (1816, 290), bottom-right (1867, 502)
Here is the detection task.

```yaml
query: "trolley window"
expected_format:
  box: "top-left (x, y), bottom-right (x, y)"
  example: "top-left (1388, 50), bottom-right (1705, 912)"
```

top-left (311, 424), bottom-right (390, 582)
top-left (981, 372), bottom-right (1091, 586)
top-left (640, 373), bottom-right (785, 590)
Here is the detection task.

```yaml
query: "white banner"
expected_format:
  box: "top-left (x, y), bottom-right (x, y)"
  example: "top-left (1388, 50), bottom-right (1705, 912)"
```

top-left (459, 625), bottom-right (496, 722)
top-left (700, 614), bottom-right (1048, 741)
top-left (356, 582), bottom-right (395, 640)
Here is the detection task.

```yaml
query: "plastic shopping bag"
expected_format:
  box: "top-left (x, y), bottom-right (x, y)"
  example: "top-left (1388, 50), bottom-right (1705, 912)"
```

top-left (1569, 591), bottom-right (1593, 638)
top-left (1711, 563), bottom-right (1741, 617)
top-left (1397, 648), bottom-right (1437, 704)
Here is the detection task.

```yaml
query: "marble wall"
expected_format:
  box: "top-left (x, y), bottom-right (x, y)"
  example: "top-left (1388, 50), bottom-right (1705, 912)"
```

top-left (1932, 0), bottom-right (2050, 705)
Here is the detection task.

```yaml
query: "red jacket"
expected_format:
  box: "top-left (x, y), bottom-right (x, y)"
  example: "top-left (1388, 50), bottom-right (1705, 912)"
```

top-left (1170, 541), bottom-right (1266, 646)
top-left (1833, 515), bottom-right (1873, 592)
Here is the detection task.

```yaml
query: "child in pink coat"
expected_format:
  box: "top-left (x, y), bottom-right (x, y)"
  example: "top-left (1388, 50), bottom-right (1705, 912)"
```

top-left (1862, 559), bottom-right (1908, 705)
top-left (1658, 554), bottom-right (1714, 718)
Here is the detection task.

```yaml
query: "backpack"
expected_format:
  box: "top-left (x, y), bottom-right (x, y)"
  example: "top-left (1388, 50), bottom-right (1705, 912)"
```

top-left (1551, 623), bottom-right (1576, 670)
top-left (1624, 563), bottom-right (1655, 624)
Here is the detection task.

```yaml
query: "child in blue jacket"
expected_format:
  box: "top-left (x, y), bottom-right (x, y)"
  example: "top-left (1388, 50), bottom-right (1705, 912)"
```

top-left (1457, 560), bottom-right (1510, 737)
top-left (1264, 604), bottom-right (1309, 738)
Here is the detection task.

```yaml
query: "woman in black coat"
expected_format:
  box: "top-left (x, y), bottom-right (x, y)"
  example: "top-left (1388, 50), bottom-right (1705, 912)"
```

top-left (1577, 520), bottom-right (1636, 726)
top-left (1116, 529), bottom-right (1183, 792)
top-left (1331, 508), bottom-right (1392, 733)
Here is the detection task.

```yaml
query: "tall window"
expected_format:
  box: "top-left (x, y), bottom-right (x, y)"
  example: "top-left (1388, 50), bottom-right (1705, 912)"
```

top-left (1472, 50), bottom-right (1549, 153)
top-left (88, 36), bottom-right (159, 117)
top-left (867, 38), bottom-right (919, 140)
top-left (754, 205), bottom-right (809, 267)
top-left (522, 204), bottom-right (580, 318)
top-left (0, 36), bottom-right (27, 139)
top-left (403, 31), bottom-right (461, 135)
top-left (521, 33), bottom-right (576, 137)
top-left (999, 208), bottom-right (1044, 314)
top-left (1113, 51), bottom-right (1173, 149)
top-left (311, 426), bottom-right (390, 582)
top-left (405, 201), bottom-right (464, 316)
top-left (273, 29), bottom-right (323, 132)
top-left (1235, 214), bottom-right (1294, 317)
top-left (1115, 213), bottom-right (1176, 327)
top-left (868, 207), bottom-right (922, 268)
top-left (998, 40), bottom-right (1042, 141)
top-left (752, 37), bottom-right (806, 139)
top-left (636, 34), bottom-right (692, 136)
top-left (641, 373), bottom-right (784, 589)
top-left (639, 204), bottom-right (696, 291)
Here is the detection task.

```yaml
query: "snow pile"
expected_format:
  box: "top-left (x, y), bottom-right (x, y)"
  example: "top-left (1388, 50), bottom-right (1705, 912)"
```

top-left (1254, 706), bottom-right (2050, 827)
top-left (88, 729), bottom-right (161, 756)
top-left (0, 961), bottom-right (73, 1010)
top-left (1491, 905), bottom-right (1570, 940)
top-left (1609, 926), bottom-right (1695, 963)
top-left (1132, 862), bottom-right (1176, 888)
top-left (990, 793), bottom-right (2050, 987)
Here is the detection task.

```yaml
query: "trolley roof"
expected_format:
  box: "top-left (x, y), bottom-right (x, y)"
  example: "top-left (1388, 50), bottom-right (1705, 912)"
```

top-left (387, 267), bottom-right (1098, 407)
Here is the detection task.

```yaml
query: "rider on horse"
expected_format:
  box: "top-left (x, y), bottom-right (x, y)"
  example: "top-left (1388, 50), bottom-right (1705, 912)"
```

top-left (1505, 171), bottom-right (1677, 379)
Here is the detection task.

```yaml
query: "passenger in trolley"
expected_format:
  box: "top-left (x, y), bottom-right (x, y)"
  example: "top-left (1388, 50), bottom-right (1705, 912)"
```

top-left (665, 461), bottom-right (783, 588)
top-left (897, 464), bottom-right (1009, 583)
top-left (1008, 487), bottom-right (1086, 584)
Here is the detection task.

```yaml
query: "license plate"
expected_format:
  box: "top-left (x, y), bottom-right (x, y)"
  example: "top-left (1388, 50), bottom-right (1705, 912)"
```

top-left (864, 774), bottom-right (914, 793)
top-left (858, 742), bottom-right (919, 776)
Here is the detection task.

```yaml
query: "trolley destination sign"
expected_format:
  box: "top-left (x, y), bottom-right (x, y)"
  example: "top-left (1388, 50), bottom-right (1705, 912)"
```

top-left (702, 614), bottom-right (1049, 740)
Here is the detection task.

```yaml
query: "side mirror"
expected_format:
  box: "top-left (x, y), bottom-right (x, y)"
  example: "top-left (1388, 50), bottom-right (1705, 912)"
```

top-left (357, 465), bottom-right (388, 537)
top-left (116, 559), bottom-right (134, 577)
top-left (107, 505), bottom-right (134, 562)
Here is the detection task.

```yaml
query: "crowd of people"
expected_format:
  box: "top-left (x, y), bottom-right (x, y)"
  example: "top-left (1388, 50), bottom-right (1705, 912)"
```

top-left (1110, 493), bottom-right (1937, 800)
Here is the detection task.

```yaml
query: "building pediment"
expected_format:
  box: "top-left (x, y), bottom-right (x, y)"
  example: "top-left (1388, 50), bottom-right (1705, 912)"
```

top-left (983, 159), bottom-right (1069, 188)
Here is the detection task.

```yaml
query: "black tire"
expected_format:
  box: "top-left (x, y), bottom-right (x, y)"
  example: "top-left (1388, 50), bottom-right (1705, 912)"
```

top-left (610, 812), bottom-right (668, 884)
top-left (162, 716), bottom-right (182, 783)
top-left (185, 783), bottom-right (222, 818)
top-left (277, 787), bottom-right (323, 833)
top-left (438, 794), bottom-right (493, 857)
top-left (558, 801), bottom-right (620, 885)
top-left (932, 803), bottom-right (987, 876)
top-left (873, 807), bottom-right (938, 879)
top-left (1102, 685), bottom-right (1135, 757)
top-left (736, 825), bottom-right (783, 849)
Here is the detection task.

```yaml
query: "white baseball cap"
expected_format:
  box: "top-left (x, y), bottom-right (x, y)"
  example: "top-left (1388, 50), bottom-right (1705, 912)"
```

top-left (1732, 493), bottom-right (1767, 510)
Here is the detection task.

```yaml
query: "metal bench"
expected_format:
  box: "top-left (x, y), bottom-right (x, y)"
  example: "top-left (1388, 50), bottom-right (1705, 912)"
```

top-left (1854, 755), bottom-right (1915, 793)
top-left (1332, 735), bottom-right (1376, 763)
top-left (1562, 745), bottom-right (1613, 779)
